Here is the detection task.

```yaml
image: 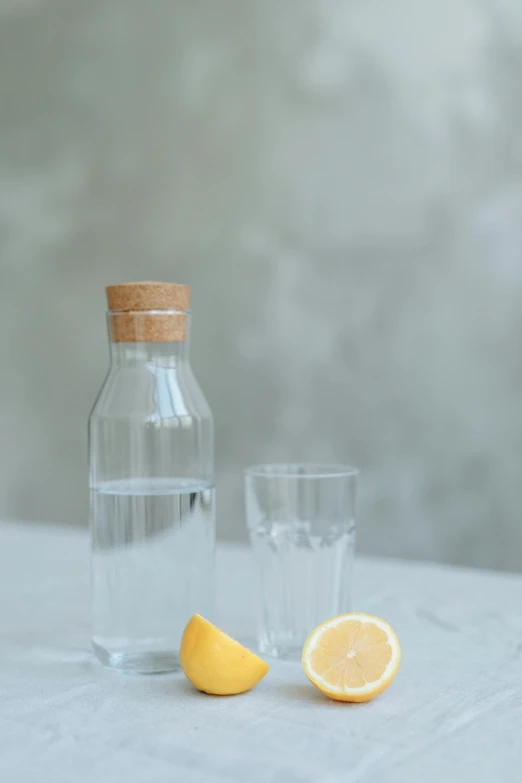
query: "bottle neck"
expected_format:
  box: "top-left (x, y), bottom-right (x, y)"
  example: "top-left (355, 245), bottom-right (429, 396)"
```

top-left (109, 341), bottom-right (189, 366)
top-left (107, 310), bottom-right (191, 366)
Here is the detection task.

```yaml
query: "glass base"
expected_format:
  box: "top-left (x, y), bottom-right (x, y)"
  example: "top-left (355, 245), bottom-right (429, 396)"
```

top-left (258, 640), bottom-right (304, 661)
top-left (93, 642), bottom-right (180, 674)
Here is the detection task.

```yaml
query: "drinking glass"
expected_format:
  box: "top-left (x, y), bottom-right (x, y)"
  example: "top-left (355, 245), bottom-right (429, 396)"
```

top-left (245, 463), bottom-right (359, 660)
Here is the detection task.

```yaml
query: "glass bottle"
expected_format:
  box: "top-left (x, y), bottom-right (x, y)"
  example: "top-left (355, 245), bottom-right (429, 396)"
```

top-left (89, 281), bottom-right (215, 674)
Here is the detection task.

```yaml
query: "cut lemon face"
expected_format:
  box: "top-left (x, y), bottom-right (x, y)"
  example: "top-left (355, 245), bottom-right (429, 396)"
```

top-left (180, 614), bottom-right (269, 696)
top-left (302, 613), bottom-right (400, 703)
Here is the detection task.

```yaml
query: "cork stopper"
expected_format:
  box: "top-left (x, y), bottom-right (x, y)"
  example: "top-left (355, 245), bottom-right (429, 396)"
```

top-left (106, 281), bottom-right (190, 343)
top-left (106, 281), bottom-right (190, 313)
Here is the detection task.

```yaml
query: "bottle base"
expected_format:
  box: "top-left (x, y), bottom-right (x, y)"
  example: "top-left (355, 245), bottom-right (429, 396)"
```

top-left (93, 641), bottom-right (180, 674)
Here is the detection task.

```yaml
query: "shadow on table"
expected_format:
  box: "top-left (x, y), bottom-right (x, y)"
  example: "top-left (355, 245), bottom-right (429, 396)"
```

top-left (142, 674), bottom-right (365, 707)
top-left (275, 682), bottom-right (363, 707)
top-left (144, 675), bottom-right (241, 700)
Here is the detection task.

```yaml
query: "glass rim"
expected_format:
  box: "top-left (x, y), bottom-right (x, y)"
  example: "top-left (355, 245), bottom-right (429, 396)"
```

top-left (244, 462), bottom-right (360, 479)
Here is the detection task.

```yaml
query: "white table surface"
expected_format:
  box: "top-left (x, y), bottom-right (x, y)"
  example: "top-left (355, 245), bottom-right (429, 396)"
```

top-left (1, 520), bottom-right (521, 782)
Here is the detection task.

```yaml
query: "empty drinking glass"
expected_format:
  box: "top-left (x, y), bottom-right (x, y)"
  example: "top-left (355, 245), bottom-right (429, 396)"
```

top-left (245, 463), bottom-right (358, 660)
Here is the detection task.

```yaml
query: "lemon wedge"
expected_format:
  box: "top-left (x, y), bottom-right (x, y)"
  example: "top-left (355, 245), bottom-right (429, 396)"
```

top-left (180, 614), bottom-right (269, 696)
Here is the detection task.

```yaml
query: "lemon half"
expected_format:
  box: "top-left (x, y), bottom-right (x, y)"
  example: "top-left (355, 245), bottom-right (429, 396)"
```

top-left (302, 613), bottom-right (401, 703)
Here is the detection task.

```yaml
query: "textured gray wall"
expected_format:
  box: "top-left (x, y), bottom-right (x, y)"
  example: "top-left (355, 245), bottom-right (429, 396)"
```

top-left (1, 0), bottom-right (522, 570)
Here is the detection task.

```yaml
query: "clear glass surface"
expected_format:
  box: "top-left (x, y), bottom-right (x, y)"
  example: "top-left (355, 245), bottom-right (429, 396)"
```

top-left (245, 463), bottom-right (358, 660)
top-left (89, 311), bottom-right (215, 674)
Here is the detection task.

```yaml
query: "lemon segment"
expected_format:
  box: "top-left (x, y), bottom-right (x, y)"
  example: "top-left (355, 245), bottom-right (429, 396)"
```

top-left (180, 614), bottom-right (269, 696)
